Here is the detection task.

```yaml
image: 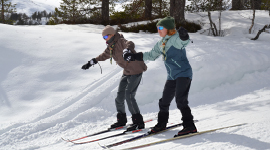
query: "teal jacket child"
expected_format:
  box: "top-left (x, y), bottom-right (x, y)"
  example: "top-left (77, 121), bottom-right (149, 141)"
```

top-left (143, 33), bottom-right (192, 80)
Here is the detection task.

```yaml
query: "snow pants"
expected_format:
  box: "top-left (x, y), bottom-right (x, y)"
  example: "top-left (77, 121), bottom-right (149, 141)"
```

top-left (159, 77), bottom-right (194, 126)
top-left (115, 73), bottom-right (142, 115)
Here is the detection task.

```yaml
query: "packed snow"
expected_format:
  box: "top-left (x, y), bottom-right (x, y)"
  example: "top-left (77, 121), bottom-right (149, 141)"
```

top-left (0, 10), bottom-right (270, 150)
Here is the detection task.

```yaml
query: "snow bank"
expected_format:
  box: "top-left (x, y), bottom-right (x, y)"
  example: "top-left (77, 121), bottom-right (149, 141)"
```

top-left (0, 10), bottom-right (270, 150)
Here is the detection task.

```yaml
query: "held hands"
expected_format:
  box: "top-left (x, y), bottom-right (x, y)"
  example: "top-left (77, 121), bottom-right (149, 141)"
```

top-left (123, 49), bottom-right (135, 61)
top-left (81, 58), bottom-right (98, 70)
top-left (177, 27), bottom-right (189, 41)
top-left (123, 49), bottom-right (144, 61)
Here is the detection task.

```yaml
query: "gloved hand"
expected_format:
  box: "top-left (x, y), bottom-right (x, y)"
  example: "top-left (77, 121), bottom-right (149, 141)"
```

top-left (178, 27), bottom-right (189, 41)
top-left (123, 49), bottom-right (143, 61)
top-left (81, 58), bottom-right (97, 70)
top-left (123, 49), bottom-right (134, 61)
top-left (90, 58), bottom-right (97, 65)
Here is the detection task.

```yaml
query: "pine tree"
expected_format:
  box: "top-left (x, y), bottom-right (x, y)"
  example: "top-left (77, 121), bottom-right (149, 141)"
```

top-left (232, 0), bottom-right (244, 10)
top-left (0, 0), bottom-right (16, 24)
top-left (32, 12), bottom-right (37, 20)
top-left (251, 0), bottom-right (262, 9)
top-left (152, 0), bottom-right (169, 18)
top-left (261, 0), bottom-right (270, 10)
top-left (55, 0), bottom-right (81, 24)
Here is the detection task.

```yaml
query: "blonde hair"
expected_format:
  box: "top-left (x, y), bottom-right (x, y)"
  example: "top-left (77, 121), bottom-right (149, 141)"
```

top-left (167, 29), bottom-right (177, 36)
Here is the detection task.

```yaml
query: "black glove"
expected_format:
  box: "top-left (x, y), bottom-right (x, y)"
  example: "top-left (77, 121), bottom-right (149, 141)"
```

top-left (178, 27), bottom-right (189, 41)
top-left (123, 49), bottom-right (143, 61)
top-left (81, 61), bottom-right (91, 70)
top-left (133, 52), bottom-right (143, 61)
top-left (81, 58), bottom-right (98, 70)
top-left (123, 49), bottom-right (135, 61)
top-left (123, 53), bottom-right (134, 61)
top-left (90, 58), bottom-right (98, 65)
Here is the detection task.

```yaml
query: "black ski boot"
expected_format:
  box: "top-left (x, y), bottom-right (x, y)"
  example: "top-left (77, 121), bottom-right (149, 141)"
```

top-left (175, 123), bottom-right (197, 137)
top-left (126, 113), bottom-right (145, 131)
top-left (175, 107), bottom-right (197, 137)
top-left (149, 111), bottom-right (169, 134)
top-left (110, 113), bottom-right (127, 129)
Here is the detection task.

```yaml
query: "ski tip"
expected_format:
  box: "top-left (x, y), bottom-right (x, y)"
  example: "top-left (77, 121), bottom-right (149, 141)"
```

top-left (98, 143), bottom-right (109, 149)
top-left (61, 137), bottom-right (70, 142)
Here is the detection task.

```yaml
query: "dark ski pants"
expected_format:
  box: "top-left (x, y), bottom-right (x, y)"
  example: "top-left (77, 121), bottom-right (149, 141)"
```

top-left (115, 73), bottom-right (142, 115)
top-left (159, 77), bottom-right (194, 126)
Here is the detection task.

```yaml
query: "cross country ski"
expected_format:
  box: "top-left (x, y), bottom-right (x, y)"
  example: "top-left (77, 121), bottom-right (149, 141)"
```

top-left (99, 120), bottom-right (199, 149)
top-left (114, 123), bottom-right (247, 150)
top-left (62, 118), bottom-right (156, 142)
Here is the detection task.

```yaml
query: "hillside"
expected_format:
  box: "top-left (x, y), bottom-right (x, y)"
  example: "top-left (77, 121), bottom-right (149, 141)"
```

top-left (11, 0), bottom-right (61, 15)
top-left (0, 10), bottom-right (270, 150)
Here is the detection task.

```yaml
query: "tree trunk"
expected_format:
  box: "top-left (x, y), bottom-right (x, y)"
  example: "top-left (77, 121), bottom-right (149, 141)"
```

top-left (232, 0), bottom-right (244, 10)
top-left (170, 0), bottom-right (175, 17)
top-left (72, 1), bottom-right (76, 23)
top-left (1, 0), bottom-right (5, 23)
top-left (218, 11), bottom-right (221, 36)
top-left (159, 0), bottom-right (162, 17)
top-left (145, 0), bottom-right (152, 19)
top-left (102, 0), bottom-right (109, 23)
top-left (249, 7), bottom-right (255, 34)
top-left (251, 25), bottom-right (267, 40)
top-left (171, 0), bottom-right (185, 24)
top-left (208, 11), bottom-right (218, 36)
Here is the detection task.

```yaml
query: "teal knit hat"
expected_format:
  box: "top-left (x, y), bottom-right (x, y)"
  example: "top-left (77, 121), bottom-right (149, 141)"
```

top-left (156, 16), bottom-right (175, 30)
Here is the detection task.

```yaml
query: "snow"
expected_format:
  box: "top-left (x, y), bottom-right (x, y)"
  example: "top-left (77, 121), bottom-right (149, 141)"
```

top-left (11, 0), bottom-right (126, 16)
top-left (11, 0), bottom-right (61, 15)
top-left (1, 10), bottom-right (270, 150)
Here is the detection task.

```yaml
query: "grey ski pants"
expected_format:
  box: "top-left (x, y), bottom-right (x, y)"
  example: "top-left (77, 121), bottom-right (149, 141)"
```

top-left (115, 73), bottom-right (142, 115)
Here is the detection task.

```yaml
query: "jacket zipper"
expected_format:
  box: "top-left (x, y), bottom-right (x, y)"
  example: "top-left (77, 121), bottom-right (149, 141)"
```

top-left (171, 58), bottom-right (181, 68)
top-left (165, 62), bottom-right (174, 80)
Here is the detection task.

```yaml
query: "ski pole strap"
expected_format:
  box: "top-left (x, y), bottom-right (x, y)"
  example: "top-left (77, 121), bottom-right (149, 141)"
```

top-left (161, 37), bottom-right (171, 61)
top-left (97, 62), bottom-right (102, 74)
top-left (109, 42), bottom-right (116, 64)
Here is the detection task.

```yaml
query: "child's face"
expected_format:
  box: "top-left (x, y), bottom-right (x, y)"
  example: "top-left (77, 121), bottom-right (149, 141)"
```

top-left (157, 26), bottom-right (167, 37)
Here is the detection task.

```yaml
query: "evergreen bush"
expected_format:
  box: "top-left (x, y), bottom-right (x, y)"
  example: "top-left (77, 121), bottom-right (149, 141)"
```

top-left (118, 20), bottom-right (201, 33)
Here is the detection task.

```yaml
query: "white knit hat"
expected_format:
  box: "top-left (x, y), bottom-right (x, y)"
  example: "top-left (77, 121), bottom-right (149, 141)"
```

top-left (102, 25), bottom-right (116, 36)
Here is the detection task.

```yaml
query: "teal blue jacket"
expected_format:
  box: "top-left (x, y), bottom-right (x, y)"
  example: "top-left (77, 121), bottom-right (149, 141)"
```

top-left (143, 33), bottom-right (192, 80)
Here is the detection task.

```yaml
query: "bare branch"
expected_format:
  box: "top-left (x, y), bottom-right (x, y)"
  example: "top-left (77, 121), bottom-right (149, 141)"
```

top-left (251, 25), bottom-right (267, 40)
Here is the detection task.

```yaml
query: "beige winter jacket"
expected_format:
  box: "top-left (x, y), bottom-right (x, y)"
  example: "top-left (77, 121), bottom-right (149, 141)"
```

top-left (95, 32), bottom-right (147, 75)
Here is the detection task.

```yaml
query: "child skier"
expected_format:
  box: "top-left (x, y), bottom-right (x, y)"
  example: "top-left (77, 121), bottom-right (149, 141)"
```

top-left (81, 25), bottom-right (147, 131)
top-left (123, 17), bottom-right (197, 136)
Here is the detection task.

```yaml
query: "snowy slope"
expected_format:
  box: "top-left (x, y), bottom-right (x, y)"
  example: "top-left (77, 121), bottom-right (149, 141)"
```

top-left (11, 0), bottom-right (124, 16)
top-left (11, 0), bottom-right (61, 15)
top-left (1, 11), bottom-right (270, 150)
